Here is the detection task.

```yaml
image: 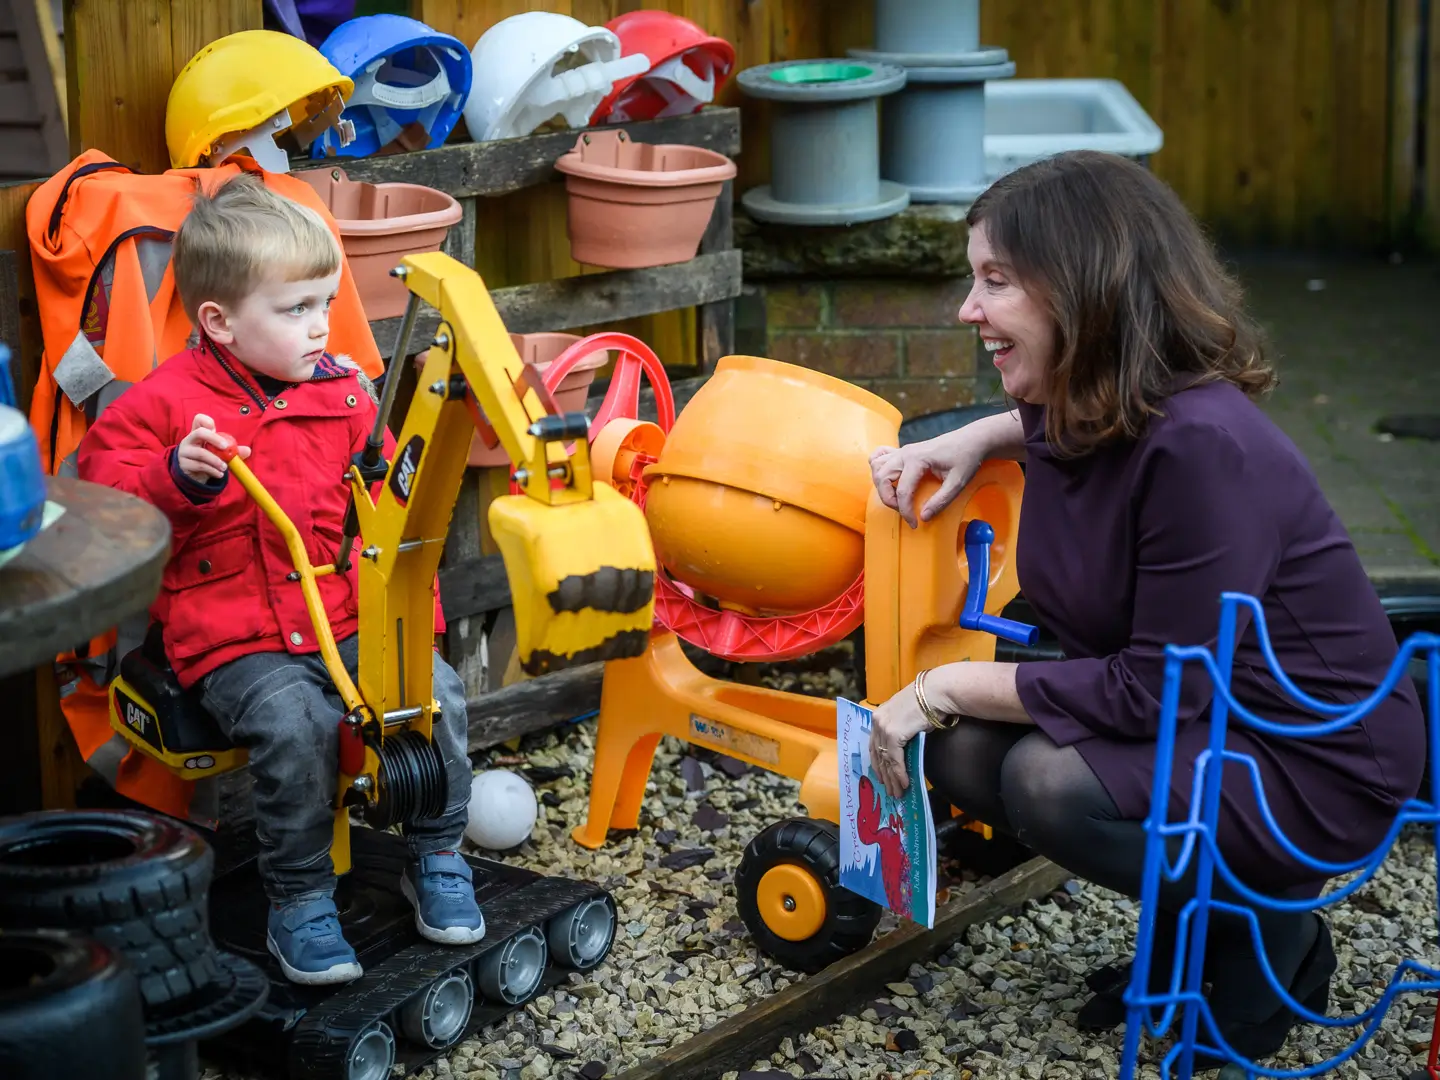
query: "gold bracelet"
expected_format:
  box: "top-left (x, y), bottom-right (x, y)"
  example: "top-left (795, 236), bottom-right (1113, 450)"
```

top-left (914, 668), bottom-right (953, 730)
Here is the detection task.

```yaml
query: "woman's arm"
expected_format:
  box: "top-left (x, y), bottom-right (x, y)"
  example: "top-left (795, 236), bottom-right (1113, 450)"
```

top-left (954, 408), bottom-right (1027, 462)
top-left (872, 408), bottom-right (1028, 527)
top-left (926, 661), bottom-right (1033, 723)
top-left (869, 660), bottom-right (1032, 796)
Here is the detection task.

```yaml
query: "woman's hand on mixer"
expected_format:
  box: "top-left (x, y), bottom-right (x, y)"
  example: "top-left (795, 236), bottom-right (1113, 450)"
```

top-left (869, 430), bottom-right (985, 529)
top-left (869, 684), bottom-right (934, 799)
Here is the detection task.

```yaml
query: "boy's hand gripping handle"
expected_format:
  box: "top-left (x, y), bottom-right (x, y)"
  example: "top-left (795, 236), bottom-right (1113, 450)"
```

top-left (211, 433), bottom-right (367, 717)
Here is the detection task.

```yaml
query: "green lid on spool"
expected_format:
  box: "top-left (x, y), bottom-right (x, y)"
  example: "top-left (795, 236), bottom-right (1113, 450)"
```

top-left (768, 62), bottom-right (874, 85)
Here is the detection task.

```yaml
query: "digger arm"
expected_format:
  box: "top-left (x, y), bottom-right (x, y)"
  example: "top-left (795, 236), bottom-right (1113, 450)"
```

top-left (345, 251), bottom-right (656, 737)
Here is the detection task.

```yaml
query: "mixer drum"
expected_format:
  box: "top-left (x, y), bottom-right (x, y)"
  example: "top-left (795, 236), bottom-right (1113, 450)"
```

top-left (642, 355), bottom-right (901, 615)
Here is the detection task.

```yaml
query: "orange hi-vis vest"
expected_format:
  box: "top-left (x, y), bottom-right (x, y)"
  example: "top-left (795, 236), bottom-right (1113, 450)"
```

top-left (27, 148), bottom-right (385, 825)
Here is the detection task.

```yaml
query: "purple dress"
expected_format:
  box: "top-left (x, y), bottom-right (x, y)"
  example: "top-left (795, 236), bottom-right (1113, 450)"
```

top-left (1011, 379), bottom-right (1425, 894)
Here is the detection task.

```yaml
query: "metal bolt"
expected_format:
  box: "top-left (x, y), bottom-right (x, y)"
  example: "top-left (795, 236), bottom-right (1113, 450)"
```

top-left (390, 265), bottom-right (409, 279)
top-left (432, 333), bottom-right (450, 350)
top-left (512, 469), bottom-right (529, 485)
top-left (352, 775), bottom-right (373, 793)
top-left (429, 380), bottom-right (446, 395)
top-left (783, 896), bottom-right (796, 912)
top-left (361, 546), bottom-right (380, 561)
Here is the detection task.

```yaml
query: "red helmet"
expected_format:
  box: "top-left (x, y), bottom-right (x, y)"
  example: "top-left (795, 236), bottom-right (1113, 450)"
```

top-left (590, 10), bottom-right (735, 125)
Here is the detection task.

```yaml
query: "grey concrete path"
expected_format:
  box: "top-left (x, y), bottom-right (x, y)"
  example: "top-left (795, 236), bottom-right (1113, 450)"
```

top-left (1235, 251), bottom-right (1440, 585)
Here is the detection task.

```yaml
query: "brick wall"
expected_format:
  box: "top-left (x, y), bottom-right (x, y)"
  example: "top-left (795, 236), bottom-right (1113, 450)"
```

top-left (757, 279), bottom-right (980, 420)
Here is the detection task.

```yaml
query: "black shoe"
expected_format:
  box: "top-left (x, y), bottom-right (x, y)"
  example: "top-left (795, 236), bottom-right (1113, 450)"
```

top-left (1076, 912), bottom-right (1182, 1033)
top-left (1192, 916), bottom-right (1337, 1070)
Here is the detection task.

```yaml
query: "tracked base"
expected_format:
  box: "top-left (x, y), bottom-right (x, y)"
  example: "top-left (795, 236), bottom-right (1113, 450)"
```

top-left (203, 826), bottom-right (615, 1079)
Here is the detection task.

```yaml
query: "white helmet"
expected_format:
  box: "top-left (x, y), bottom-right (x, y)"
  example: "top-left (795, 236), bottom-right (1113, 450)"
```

top-left (463, 12), bottom-right (649, 143)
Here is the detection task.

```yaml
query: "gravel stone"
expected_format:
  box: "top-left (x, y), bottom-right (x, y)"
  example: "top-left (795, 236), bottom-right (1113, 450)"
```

top-left (196, 647), bottom-right (1439, 1080)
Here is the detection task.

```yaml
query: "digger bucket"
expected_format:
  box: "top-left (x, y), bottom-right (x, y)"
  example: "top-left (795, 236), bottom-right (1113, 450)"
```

top-left (378, 251), bottom-right (660, 677)
top-left (488, 480), bottom-right (657, 675)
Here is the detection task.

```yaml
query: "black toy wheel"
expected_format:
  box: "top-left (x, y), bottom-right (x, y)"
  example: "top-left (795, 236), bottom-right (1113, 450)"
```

top-left (0, 929), bottom-right (148, 1080)
top-left (0, 809), bottom-right (219, 1008)
top-left (735, 817), bottom-right (882, 974)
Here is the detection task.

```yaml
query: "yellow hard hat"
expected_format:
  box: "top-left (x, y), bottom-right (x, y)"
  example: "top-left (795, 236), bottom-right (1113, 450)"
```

top-left (166, 29), bottom-right (356, 170)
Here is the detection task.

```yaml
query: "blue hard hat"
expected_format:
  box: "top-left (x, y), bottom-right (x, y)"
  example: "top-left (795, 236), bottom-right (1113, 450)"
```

top-left (311, 13), bottom-right (472, 158)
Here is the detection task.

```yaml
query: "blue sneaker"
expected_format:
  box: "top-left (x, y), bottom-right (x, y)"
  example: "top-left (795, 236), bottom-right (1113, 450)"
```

top-left (401, 852), bottom-right (486, 945)
top-left (266, 895), bottom-right (363, 985)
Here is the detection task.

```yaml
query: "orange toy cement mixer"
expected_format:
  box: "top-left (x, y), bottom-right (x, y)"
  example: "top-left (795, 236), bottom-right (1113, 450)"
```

top-left (541, 348), bottom-right (1035, 973)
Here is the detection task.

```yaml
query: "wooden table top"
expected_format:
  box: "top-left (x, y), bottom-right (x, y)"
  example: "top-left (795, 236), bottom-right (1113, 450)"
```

top-left (0, 476), bottom-right (170, 679)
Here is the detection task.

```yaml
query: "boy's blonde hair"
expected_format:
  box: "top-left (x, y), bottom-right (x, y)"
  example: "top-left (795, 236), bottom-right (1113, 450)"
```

top-left (173, 173), bottom-right (341, 323)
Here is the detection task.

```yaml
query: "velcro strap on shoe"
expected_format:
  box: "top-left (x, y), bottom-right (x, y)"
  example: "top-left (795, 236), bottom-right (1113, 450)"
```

top-left (279, 895), bottom-right (340, 932)
top-left (418, 851), bottom-right (473, 881)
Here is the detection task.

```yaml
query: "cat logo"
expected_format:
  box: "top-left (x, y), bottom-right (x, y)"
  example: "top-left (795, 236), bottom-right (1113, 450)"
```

top-left (124, 700), bottom-right (149, 737)
top-left (388, 435), bottom-right (425, 507)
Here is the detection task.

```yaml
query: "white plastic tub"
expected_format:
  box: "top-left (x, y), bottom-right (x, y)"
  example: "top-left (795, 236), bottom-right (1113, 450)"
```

top-left (983, 78), bottom-right (1162, 180)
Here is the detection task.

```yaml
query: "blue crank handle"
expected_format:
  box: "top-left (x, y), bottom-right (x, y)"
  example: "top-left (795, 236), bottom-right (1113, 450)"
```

top-left (965, 611), bottom-right (1040, 646)
top-left (959, 519), bottom-right (1040, 646)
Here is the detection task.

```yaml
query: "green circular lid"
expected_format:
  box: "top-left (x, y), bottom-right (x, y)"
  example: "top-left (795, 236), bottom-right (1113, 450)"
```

top-left (769, 62), bottom-right (874, 85)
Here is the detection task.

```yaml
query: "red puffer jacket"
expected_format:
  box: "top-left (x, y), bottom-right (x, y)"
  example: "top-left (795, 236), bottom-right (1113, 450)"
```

top-left (78, 341), bottom-right (444, 688)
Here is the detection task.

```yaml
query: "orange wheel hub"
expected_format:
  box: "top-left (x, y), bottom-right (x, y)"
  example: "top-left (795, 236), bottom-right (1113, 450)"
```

top-left (756, 863), bottom-right (827, 942)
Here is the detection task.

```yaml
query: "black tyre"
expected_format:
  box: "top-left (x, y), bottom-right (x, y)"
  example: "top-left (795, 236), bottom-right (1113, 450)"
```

top-left (735, 817), bottom-right (881, 974)
top-left (0, 809), bottom-right (219, 1008)
top-left (0, 929), bottom-right (148, 1079)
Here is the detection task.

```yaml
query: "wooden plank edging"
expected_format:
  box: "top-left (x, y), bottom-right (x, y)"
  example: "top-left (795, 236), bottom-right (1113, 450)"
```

top-left (610, 856), bottom-right (1071, 1080)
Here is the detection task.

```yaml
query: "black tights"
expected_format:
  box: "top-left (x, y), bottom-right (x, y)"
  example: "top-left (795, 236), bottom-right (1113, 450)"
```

top-left (925, 720), bottom-right (1321, 1022)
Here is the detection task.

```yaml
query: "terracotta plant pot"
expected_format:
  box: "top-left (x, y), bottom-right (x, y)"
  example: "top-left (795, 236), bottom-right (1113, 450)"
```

top-left (554, 129), bottom-right (736, 269)
top-left (294, 166), bottom-right (463, 320)
top-left (413, 333), bottom-right (610, 467)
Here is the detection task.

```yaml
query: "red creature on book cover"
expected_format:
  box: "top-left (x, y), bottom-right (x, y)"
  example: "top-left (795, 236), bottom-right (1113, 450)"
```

top-left (856, 773), bottom-right (913, 916)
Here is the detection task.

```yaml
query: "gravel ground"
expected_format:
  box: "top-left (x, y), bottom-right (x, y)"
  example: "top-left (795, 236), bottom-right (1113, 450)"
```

top-left (202, 652), bottom-right (1440, 1080)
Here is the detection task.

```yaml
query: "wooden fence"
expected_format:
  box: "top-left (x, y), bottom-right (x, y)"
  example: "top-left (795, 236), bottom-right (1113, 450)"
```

top-left (402, 0), bottom-right (1440, 367)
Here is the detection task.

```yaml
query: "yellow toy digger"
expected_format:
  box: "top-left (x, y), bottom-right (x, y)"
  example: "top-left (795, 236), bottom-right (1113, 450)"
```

top-left (96, 253), bottom-right (654, 1079)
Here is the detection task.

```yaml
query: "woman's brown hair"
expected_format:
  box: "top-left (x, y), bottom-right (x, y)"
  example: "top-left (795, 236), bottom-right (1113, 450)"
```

top-left (966, 150), bottom-right (1274, 456)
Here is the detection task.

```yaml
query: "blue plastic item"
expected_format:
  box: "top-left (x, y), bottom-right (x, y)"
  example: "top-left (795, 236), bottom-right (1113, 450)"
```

top-left (0, 343), bottom-right (46, 550)
top-left (959, 519), bottom-right (1039, 645)
top-left (311, 14), bottom-right (472, 159)
top-left (1123, 591), bottom-right (1440, 1079)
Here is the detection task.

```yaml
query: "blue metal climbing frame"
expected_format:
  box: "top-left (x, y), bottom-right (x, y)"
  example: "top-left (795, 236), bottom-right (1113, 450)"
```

top-left (1119, 590), bottom-right (1440, 1080)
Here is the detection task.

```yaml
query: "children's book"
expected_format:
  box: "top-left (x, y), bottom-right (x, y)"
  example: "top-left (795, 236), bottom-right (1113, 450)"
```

top-left (836, 696), bottom-right (937, 929)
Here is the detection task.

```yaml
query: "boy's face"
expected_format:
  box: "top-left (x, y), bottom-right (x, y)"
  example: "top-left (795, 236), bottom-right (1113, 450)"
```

top-left (200, 270), bottom-right (343, 383)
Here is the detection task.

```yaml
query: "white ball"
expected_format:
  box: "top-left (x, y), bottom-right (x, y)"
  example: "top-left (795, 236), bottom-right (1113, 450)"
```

top-left (465, 769), bottom-right (538, 850)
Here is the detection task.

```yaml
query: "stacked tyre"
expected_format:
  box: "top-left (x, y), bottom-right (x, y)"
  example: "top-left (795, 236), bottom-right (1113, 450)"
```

top-left (0, 929), bottom-right (148, 1080)
top-left (0, 810), bottom-right (219, 1008)
top-left (0, 809), bottom-right (266, 1080)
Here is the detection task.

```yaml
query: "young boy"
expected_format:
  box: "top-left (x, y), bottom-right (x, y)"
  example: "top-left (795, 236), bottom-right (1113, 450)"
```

top-left (78, 174), bottom-right (483, 986)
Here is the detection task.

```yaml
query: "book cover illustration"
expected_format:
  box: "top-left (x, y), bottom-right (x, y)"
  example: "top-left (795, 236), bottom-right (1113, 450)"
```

top-left (836, 696), bottom-right (937, 929)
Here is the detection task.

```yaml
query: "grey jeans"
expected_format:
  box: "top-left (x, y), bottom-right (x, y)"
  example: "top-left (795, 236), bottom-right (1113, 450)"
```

top-left (200, 634), bottom-right (472, 902)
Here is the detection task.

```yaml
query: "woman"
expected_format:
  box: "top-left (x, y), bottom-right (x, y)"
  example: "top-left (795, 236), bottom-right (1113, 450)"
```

top-left (867, 151), bottom-right (1424, 1063)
